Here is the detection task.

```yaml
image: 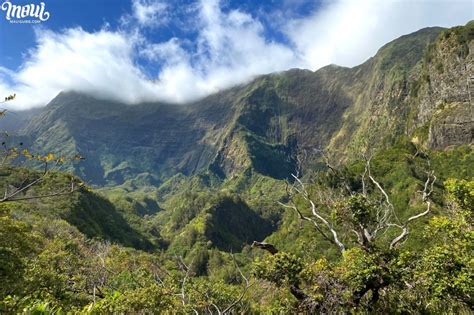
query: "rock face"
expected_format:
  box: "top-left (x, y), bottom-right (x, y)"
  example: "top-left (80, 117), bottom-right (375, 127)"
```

top-left (415, 24), bottom-right (474, 149)
top-left (9, 21), bottom-right (474, 185)
top-left (428, 102), bottom-right (473, 149)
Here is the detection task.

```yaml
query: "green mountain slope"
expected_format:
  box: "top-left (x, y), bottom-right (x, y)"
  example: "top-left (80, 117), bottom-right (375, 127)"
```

top-left (0, 167), bottom-right (156, 250)
top-left (11, 22), bottom-right (472, 187)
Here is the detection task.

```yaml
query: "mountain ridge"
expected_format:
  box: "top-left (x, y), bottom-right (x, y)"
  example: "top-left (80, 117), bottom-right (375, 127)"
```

top-left (7, 22), bottom-right (473, 186)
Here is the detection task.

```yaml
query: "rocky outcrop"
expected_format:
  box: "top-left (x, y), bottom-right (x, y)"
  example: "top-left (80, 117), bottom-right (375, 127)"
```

top-left (413, 22), bottom-right (474, 149)
top-left (428, 102), bottom-right (473, 149)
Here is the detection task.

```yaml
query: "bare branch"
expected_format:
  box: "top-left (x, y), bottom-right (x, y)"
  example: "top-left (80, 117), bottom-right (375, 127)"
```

top-left (289, 174), bottom-right (345, 253)
top-left (1, 172), bottom-right (47, 202)
top-left (367, 168), bottom-right (391, 207)
top-left (1, 176), bottom-right (80, 203)
top-left (210, 302), bottom-right (222, 315)
top-left (278, 201), bottom-right (334, 245)
top-left (176, 256), bottom-right (193, 309)
top-left (390, 172), bottom-right (436, 249)
top-left (221, 253), bottom-right (252, 314)
top-left (307, 198), bottom-right (345, 252)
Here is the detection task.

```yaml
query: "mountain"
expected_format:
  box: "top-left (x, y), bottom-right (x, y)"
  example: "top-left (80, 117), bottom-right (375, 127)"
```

top-left (1, 21), bottom-right (472, 258)
top-left (10, 23), bottom-right (472, 188)
top-left (3, 22), bottom-right (472, 258)
top-left (0, 107), bottom-right (42, 133)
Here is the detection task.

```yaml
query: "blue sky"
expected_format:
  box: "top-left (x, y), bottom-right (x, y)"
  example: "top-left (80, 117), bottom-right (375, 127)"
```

top-left (0, 0), bottom-right (318, 70)
top-left (1, 0), bottom-right (130, 69)
top-left (0, 0), bottom-right (472, 109)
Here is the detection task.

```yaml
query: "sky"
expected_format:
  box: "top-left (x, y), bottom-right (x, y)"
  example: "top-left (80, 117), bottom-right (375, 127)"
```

top-left (0, 0), bottom-right (472, 110)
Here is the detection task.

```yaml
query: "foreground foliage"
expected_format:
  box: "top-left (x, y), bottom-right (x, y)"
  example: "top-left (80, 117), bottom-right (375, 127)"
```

top-left (0, 152), bottom-right (472, 313)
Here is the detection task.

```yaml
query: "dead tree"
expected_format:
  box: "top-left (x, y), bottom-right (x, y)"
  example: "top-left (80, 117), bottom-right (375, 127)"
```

top-left (278, 173), bottom-right (346, 253)
top-left (278, 154), bottom-right (436, 253)
top-left (388, 170), bottom-right (436, 249)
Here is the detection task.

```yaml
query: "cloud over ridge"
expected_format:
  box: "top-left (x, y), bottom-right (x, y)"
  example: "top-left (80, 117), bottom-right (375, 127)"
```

top-left (1, 0), bottom-right (472, 110)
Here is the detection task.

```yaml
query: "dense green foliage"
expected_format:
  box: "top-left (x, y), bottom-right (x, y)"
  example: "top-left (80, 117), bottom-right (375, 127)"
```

top-left (252, 177), bottom-right (473, 313)
top-left (1, 141), bottom-right (472, 313)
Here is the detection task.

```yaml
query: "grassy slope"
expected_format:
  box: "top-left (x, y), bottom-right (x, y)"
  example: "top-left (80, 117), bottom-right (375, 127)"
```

top-left (0, 167), bottom-right (154, 250)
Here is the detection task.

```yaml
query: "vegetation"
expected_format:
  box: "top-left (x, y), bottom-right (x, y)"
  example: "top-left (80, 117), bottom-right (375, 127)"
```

top-left (252, 145), bottom-right (473, 313)
top-left (1, 136), bottom-right (472, 313)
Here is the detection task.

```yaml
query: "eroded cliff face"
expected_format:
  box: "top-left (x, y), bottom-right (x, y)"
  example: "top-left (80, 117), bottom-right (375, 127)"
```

top-left (325, 22), bottom-right (473, 155)
top-left (428, 102), bottom-right (473, 149)
top-left (415, 24), bottom-right (474, 149)
top-left (10, 22), bottom-right (473, 185)
top-left (18, 91), bottom-right (240, 185)
top-left (417, 27), bottom-right (472, 122)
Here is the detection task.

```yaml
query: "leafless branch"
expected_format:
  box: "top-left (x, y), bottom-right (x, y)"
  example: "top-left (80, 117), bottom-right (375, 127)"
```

top-left (1, 175), bottom-right (80, 202)
top-left (390, 171), bottom-right (436, 249)
top-left (290, 174), bottom-right (345, 253)
top-left (278, 201), bottom-right (335, 244)
top-left (221, 253), bottom-right (253, 314)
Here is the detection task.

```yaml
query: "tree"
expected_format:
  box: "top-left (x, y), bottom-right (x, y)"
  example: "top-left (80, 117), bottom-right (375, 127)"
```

top-left (0, 94), bottom-right (83, 203)
top-left (414, 179), bottom-right (474, 309)
top-left (250, 148), bottom-right (472, 312)
top-left (278, 154), bottom-right (436, 254)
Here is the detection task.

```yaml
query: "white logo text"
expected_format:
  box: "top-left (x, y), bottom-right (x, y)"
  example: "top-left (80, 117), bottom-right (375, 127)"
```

top-left (1, 1), bottom-right (50, 23)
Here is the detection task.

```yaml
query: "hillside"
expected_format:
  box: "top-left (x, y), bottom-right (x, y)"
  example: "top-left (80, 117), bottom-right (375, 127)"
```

top-left (11, 23), bottom-right (472, 187)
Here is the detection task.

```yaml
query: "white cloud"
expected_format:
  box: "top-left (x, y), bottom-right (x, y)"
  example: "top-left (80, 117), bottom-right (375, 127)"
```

top-left (131, 0), bottom-right (168, 28)
top-left (285, 0), bottom-right (473, 69)
top-left (1, 28), bottom-right (162, 110)
top-left (140, 38), bottom-right (189, 64)
top-left (150, 0), bottom-right (299, 101)
top-left (1, 0), bottom-right (472, 109)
